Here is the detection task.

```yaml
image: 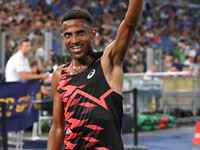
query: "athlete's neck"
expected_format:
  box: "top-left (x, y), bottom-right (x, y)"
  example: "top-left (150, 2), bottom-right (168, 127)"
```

top-left (70, 51), bottom-right (97, 75)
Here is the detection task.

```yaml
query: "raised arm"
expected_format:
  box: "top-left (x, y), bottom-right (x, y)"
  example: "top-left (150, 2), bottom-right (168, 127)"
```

top-left (101, 0), bottom-right (143, 95)
top-left (104, 0), bottom-right (143, 65)
top-left (47, 67), bottom-right (64, 150)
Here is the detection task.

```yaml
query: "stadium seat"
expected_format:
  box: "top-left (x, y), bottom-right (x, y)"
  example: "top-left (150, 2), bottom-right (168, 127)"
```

top-left (161, 37), bottom-right (175, 54)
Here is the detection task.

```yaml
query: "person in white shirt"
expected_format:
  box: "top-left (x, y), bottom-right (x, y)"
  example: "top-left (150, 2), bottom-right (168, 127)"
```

top-left (144, 65), bottom-right (158, 80)
top-left (5, 38), bottom-right (49, 82)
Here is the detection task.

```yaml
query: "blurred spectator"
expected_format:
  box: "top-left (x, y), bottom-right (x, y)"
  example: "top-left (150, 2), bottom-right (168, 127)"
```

top-left (184, 49), bottom-right (196, 72)
top-left (5, 35), bottom-right (16, 62)
top-left (193, 52), bottom-right (200, 76)
top-left (123, 59), bottom-right (134, 73)
top-left (1, 0), bottom-right (200, 76)
top-left (172, 57), bottom-right (185, 71)
top-left (43, 49), bottom-right (56, 69)
top-left (5, 38), bottom-right (49, 82)
top-left (148, 65), bottom-right (158, 73)
top-left (30, 59), bottom-right (52, 98)
top-left (172, 46), bottom-right (186, 63)
top-left (164, 55), bottom-right (173, 71)
top-left (51, 54), bottom-right (61, 71)
top-left (35, 42), bottom-right (45, 64)
top-left (182, 65), bottom-right (193, 76)
top-left (144, 65), bottom-right (158, 80)
top-left (43, 49), bottom-right (62, 73)
top-left (177, 38), bottom-right (191, 56)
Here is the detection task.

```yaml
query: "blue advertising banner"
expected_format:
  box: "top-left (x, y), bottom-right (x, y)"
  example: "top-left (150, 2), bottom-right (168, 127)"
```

top-left (0, 80), bottom-right (41, 133)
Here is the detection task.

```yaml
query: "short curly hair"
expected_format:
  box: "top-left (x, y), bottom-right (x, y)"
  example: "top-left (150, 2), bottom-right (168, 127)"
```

top-left (61, 9), bottom-right (93, 26)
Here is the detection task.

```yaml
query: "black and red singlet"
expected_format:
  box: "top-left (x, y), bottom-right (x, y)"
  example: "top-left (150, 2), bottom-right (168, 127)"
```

top-left (57, 52), bottom-right (124, 150)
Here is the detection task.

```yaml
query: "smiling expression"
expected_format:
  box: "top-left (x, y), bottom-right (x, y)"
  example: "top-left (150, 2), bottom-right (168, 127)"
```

top-left (62, 19), bottom-right (96, 62)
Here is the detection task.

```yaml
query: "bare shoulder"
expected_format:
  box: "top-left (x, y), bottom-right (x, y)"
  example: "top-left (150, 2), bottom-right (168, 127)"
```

top-left (53, 66), bottom-right (63, 77)
top-left (51, 65), bottom-right (64, 89)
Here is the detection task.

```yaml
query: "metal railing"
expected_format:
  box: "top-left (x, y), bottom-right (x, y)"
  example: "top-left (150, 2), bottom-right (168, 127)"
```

top-left (122, 72), bottom-right (200, 118)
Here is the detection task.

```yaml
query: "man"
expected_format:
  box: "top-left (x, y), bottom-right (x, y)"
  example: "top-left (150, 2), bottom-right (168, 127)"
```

top-left (30, 59), bottom-right (52, 98)
top-left (5, 38), bottom-right (48, 82)
top-left (48, 0), bottom-right (143, 149)
top-left (144, 65), bottom-right (158, 80)
top-left (5, 38), bottom-right (49, 146)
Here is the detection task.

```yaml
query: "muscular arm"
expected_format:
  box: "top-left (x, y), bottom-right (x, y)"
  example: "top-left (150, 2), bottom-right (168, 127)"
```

top-left (102, 0), bottom-right (143, 94)
top-left (19, 72), bottom-right (48, 80)
top-left (47, 67), bottom-right (64, 150)
top-left (107, 0), bottom-right (143, 64)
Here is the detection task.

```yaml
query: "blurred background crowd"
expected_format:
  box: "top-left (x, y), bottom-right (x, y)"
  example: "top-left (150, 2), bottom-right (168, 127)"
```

top-left (0, 0), bottom-right (200, 77)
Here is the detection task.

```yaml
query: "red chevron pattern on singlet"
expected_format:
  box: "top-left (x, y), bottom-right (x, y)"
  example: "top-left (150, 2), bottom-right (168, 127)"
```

top-left (57, 63), bottom-right (112, 150)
